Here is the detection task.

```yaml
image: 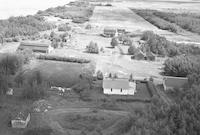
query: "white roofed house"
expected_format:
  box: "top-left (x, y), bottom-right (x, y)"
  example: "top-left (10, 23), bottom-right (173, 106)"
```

top-left (103, 78), bottom-right (136, 95)
top-left (18, 41), bottom-right (53, 53)
top-left (163, 76), bottom-right (188, 91)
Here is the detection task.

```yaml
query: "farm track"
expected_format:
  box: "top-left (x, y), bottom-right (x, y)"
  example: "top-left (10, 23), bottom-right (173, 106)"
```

top-left (44, 107), bottom-right (130, 134)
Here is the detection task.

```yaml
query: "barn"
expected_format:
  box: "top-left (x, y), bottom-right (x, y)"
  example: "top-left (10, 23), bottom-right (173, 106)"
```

top-left (103, 78), bottom-right (136, 95)
top-left (18, 41), bottom-right (53, 53)
top-left (103, 27), bottom-right (118, 37)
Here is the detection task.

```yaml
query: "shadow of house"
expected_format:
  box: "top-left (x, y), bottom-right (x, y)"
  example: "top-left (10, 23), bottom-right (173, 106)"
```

top-left (146, 51), bottom-right (156, 61)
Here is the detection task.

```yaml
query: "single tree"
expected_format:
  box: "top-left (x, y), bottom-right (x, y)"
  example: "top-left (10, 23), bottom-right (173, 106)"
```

top-left (111, 38), bottom-right (118, 48)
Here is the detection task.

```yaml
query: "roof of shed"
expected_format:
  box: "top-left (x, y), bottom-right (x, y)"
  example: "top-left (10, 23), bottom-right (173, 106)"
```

top-left (20, 41), bottom-right (50, 47)
top-left (164, 76), bottom-right (188, 89)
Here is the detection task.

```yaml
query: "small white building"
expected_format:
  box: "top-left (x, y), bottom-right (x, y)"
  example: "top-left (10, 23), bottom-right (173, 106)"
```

top-left (103, 78), bottom-right (136, 95)
top-left (6, 88), bottom-right (13, 95)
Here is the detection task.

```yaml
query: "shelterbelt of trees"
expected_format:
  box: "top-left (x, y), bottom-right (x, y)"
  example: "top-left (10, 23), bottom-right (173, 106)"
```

top-left (0, 15), bottom-right (55, 42)
top-left (141, 31), bottom-right (200, 57)
top-left (141, 31), bottom-right (200, 82)
top-left (133, 9), bottom-right (200, 34)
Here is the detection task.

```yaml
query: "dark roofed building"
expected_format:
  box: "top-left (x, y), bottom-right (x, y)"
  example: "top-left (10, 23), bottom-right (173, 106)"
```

top-left (163, 76), bottom-right (188, 91)
top-left (18, 41), bottom-right (53, 53)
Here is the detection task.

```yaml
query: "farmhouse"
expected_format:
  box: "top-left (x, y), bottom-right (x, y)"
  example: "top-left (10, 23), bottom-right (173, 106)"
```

top-left (163, 76), bottom-right (188, 91)
top-left (103, 78), bottom-right (136, 95)
top-left (103, 27), bottom-right (118, 37)
top-left (11, 110), bottom-right (30, 128)
top-left (18, 41), bottom-right (53, 53)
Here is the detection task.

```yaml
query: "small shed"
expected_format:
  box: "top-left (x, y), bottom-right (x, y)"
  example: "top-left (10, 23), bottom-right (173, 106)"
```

top-left (103, 27), bottom-right (118, 37)
top-left (11, 110), bottom-right (30, 128)
top-left (163, 76), bottom-right (188, 91)
top-left (18, 41), bottom-right (53, 53)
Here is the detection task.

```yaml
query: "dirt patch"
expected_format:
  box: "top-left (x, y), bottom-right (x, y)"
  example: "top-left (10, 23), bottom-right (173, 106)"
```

top-left (48, 108), bottom-right (127, 135)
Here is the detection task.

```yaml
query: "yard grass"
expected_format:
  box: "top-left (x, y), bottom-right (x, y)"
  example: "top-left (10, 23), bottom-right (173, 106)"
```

top-left (53, 111), bottom-right (123, 134)
top-left (26, 60), bottom-right (95, 88)
top-left (0, 96), bottom-right (34, 135)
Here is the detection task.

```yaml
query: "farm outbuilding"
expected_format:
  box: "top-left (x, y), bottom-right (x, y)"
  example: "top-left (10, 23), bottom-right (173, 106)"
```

top-left (103, 27), bottom-right (118, 37)
top-left (18, 41), bottom-right (53, 53)
top-left (11, 110), bottom-right (30, 128)
top-left (103, 78), bottom-right (136, 95)
top-left (163, 76), bottom-right (188, 91)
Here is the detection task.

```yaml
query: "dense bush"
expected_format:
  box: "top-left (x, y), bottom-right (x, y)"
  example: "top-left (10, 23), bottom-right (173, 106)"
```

top-left (134, 9), bottom-right (200, 34)
top-left (154, 11), bottom-right (200, 34)
top-left (22, 71), bottom-right (48, 100)
top-left (121, 86), bottom-right (200, 135)
top-left (0, 53), bottom-right (23, 75)
top-left (141, 31), bottom-right (200, 57)
top-left (0, 73), bottom-right (9, 95)
top-left (128, 45), bottom-right (137, 55)
top-left (96, 70), bottom-right (103, 80)
top-left (37, 55), bottom-right (90, 64)
top-left (163, 55), bottom-right (200, 77)
top-left (38, 3), bottom-right (94, 24)
top-left (0, 15), bottom-right (54, 39)
top-left (86, 41), bottom-right (99, 54)
top-left (58, 24), bottom-right (71, 32)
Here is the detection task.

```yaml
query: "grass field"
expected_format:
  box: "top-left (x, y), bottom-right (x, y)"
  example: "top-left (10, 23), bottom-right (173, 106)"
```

top-left (26, 60), bottom-right (95, 88)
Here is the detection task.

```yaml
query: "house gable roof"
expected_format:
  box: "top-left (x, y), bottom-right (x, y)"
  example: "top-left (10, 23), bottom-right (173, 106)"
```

top-left (12, 109), bottom-right (30, 121)
top-left (103, 78), bottom-right (129, 89)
